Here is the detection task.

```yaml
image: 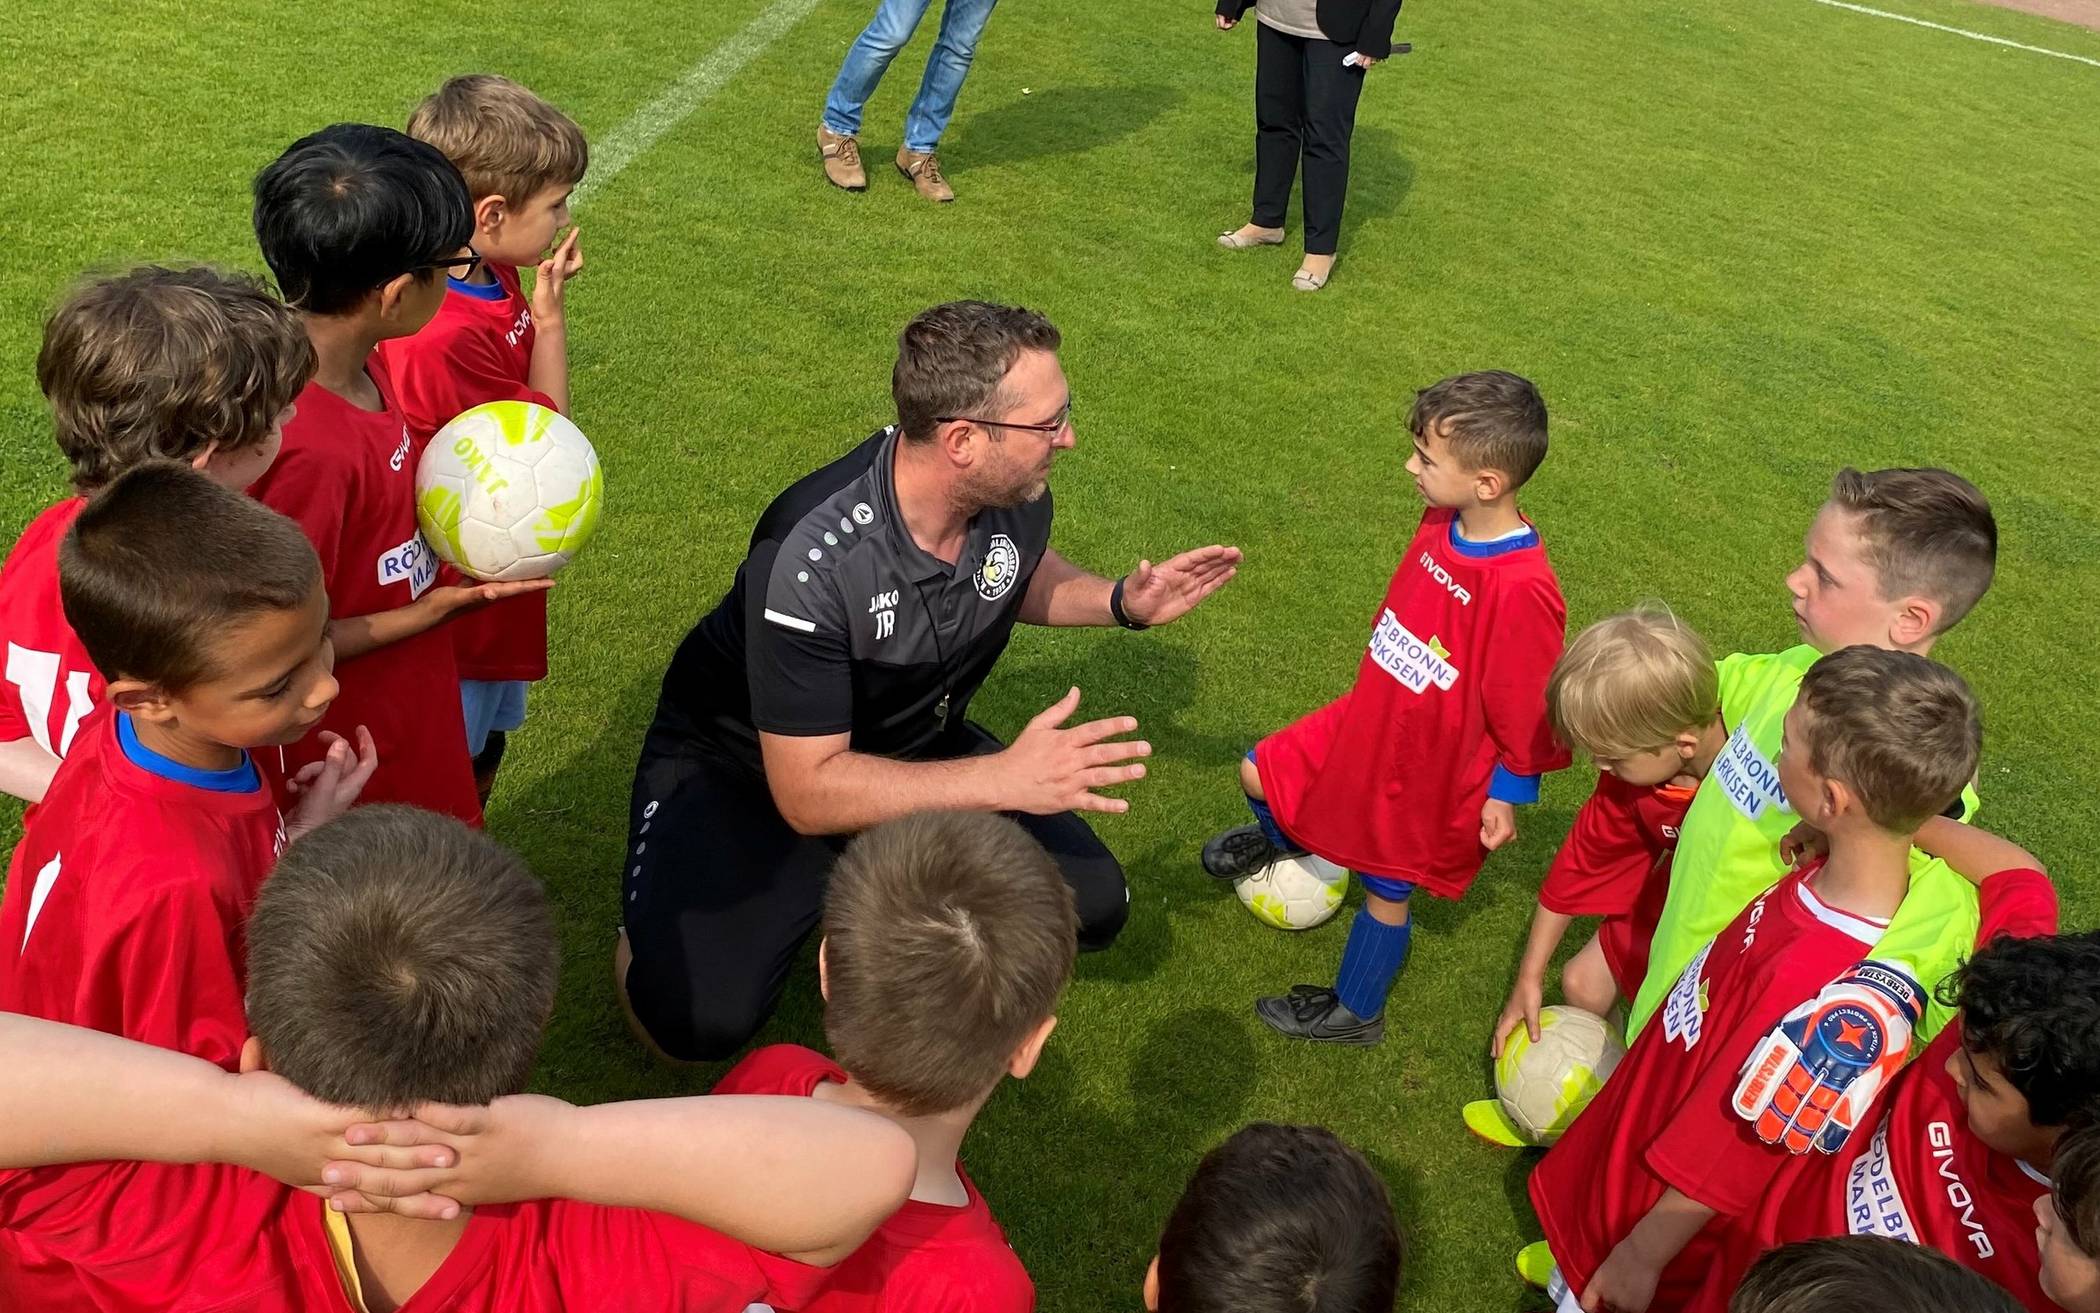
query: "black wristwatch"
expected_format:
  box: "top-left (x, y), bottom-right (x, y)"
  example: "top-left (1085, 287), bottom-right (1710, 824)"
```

top-left (1109, 576), bottom-right (1150, 631)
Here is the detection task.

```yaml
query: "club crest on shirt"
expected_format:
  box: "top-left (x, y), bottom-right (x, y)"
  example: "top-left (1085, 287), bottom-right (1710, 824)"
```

top-left (975, 533), bottom-right (1021, 601)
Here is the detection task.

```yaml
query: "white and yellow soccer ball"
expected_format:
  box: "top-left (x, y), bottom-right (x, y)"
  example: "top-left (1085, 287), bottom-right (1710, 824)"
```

top-left (415, 401), bottom-right (604, 582)
top-left (1495, 1005), bottom-right (1625, 1144)
top-left (1234, 854), bottom-right (1349, 931)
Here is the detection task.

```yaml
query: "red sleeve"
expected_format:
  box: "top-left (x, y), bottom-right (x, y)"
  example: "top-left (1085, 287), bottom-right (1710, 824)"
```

top-left (1975, 868), bottom-right (2057, 944)
top-left (1539, 776), bottom-right (1655, 916)
top-left (387, 325), bottom-right (557, 442)
top-left (252, 443), bottom-right (350, 591)
top-left (1642, 990), bottom-right (1811, 1217)
top-left (1480, 573), bottom-right (1571, 777)
top-left (710, 1044), bottom-right (825, 1096)
top-left (884, 1257), bottom-right (1036, 1313)
top-left (106, 878), bottom-right (250, 1069)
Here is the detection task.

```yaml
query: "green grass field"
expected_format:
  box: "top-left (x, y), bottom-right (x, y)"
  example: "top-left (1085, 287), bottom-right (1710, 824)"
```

top-left (5, 0), bottom-right (2099, 1306)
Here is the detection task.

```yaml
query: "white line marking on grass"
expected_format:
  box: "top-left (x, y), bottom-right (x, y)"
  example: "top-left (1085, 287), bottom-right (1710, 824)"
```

top-left (579, 0), bottom-right (826, 198)
top-left (1807, 0), bottom-right (2100, 69)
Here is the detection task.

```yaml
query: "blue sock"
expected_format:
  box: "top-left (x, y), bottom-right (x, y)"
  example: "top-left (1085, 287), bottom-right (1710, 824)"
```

top-left (1333, 909), bottom-right (1412, 1020)
top-left (1245, 795), bottom-right (1294, 850)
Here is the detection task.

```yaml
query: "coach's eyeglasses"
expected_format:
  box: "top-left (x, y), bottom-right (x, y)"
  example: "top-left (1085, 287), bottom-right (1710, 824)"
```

top-left (413, 253), bottom-right (486, 279)
top-left (935, 401), bottom-right (1073, 436)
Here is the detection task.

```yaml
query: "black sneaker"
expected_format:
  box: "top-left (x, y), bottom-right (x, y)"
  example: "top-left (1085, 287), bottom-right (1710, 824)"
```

top-left (1254, 985), bottom-right (1385, 1045)
top-left (1201, 823), bottom-right (1305, 880)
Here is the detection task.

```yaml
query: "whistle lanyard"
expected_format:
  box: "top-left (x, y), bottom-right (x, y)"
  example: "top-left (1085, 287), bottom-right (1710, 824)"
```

top-left (909, 575), bottom-right (955, 730)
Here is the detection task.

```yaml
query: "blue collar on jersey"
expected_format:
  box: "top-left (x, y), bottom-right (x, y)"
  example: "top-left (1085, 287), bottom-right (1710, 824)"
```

top-left (117, 712), bottom-right (261, 793)
top-left (1447, 518), bottom-right (1539, 559)
top-left (448, 273), bottom-right (508, 301)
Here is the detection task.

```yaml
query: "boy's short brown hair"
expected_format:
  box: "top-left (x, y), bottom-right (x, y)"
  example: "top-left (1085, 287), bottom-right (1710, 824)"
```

top-left (2057, 1114), bottom-right (2100, 1260)
top-left (1407, 370), bottom-right (1549, 488)
top-left (407, 74), bottom-right (589, 204)
top-left (1156, 1122), bottom-right (1402, 1313)
top-left (1828, 467), bottom-right (1995, 634)
top-left (1549, 606), bottom-right (1718, 760)
top-left (1795, 646), bottom-right (1980, 832)
top-left (36, 265), bottom-right (313, 492)
top-left (245, 805), bottom-right (559, 1110)
top-left (59, 463), bottom-right (320, 691)
top-left (822, 812), bottom-right (1076, 1117)
top-left (1729, 1235), bottom-right (2019, 1313)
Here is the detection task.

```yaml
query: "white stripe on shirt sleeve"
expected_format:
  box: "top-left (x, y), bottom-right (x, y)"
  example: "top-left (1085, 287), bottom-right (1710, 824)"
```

top-left (762, 608), bottom-right (818, 634)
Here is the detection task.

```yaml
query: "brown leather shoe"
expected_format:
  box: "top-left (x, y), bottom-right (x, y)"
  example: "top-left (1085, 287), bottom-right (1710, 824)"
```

top-left (818, 126), bottom-right (866, 191)
top-left (896, 148), bottom-right (955, 202)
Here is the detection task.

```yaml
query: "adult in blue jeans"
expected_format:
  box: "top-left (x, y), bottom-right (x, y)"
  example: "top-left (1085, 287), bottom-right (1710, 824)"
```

top-left (817, 0), bottom-right (999, 202)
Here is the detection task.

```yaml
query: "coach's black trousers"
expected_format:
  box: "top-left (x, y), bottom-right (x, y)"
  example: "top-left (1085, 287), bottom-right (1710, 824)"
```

top-left (619, 723), bottom-right (1130, 1062)
top-left (1252, 20), bottom-right (1369, 257)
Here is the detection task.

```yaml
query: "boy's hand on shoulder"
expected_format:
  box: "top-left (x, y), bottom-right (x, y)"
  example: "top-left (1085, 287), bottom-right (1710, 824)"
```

top-left (1778, 819), bottom-right (1827, 867)
top-left (283, 727), bottom-right (379, 841)
top-left (1480, 799), bottom-right (1518, 851)
top-left (329, 1092), bottom-right (570, 1210)
top-left (1491, 976), bottom-right (1544, 1057)
top-left (531, 228), bottom-right (584, 324)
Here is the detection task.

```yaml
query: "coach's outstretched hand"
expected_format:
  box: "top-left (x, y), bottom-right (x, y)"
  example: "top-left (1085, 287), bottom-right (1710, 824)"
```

top-left (996, 687), bottom-right (1152, 815)
top-left (1118, 545), bottom-right (1242, 627)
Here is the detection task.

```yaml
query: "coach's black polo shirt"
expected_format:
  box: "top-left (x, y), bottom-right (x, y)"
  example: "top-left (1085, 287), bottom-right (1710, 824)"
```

top-left (651, 426), bottom-right (1053, 779)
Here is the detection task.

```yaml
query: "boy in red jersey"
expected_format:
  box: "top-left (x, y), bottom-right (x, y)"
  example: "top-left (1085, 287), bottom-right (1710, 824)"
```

top-left (0, 466), bottom-right (371, 1070)
top-left (1525, 646), bottom-right (1982, 1313)
top-left (0, 804), bottom-right (917, 1313)
top-left (249, 123), bottom-right (551, 827)
top-left (1200, 371), bottom-right (1569, 1045)
top-left (1679, 821), bottom-right (2083, 1313)
top-left (2040, 1117), bottom-right (2100, 1313)
top-left (0, 265), bottom-right (312, 804)
top-left (1465, 607), bottom-right (1726, 1146)
top-left (381, 74), bottom-right (589, 804)
top-left (712, 811), bottom-right (1066, 1312)
top-left (1145, 1122), bottom-right (1403, 1313)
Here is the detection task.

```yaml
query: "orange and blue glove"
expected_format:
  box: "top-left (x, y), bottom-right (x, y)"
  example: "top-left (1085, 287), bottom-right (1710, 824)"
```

top-left (1731, 960), bottom-right (1924, 1154)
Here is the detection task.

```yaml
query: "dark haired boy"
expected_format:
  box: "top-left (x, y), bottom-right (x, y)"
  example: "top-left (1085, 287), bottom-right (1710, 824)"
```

top-left (1527, 646), bottom-right (1983, 1311)
top-left (712, 811), bottom-right (1071, 1311)
top-left (249, 122), bottom-right (549, 827)
top-left (0, 264), bottom-right (312, 804)
top-left (381, 74), bottom-right (590, 804)
top-left (1682, 825), bottom-right (2079, 1312)
top-left (2040, 1116), bottom-right (2100, 1312)
top-left (0, 464), bottom-right (369, 1071)
top-left (0, 805), bottom-right (917, 1311)
top-left (1728, 1236), bottom-right (2022, 1313)
top-left (1147, 1122), bottom-right (1401, 1313)
top-left (1629, 468), bottom-right (1999, 1045)
top-left (1202, 370), bottom-right (1569, 1045)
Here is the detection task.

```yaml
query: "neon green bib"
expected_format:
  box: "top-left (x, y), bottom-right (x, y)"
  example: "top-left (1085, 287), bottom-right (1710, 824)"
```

top-left (1626, 646), bottom-right (1980, 1046)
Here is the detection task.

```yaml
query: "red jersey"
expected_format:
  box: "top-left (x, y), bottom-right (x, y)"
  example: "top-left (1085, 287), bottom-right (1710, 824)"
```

top-left (0, 712), bottom-right (282, 1070)
top-left (714, 1045), bottom-right (1035, 1313)
top-left (1538, 774), bottom-right (1697, 999)
top-left (1528, 863), bottom-right (1891, 1305)
top-left (0, 498), bottom-right (100, 765)
top-left (1258, 509), bottom-right (1569, 894)
top-left (0, 1158), bottom-right (832, 1313)
top-left (378, 264), bottom-right (552, 684)
top-left (248, 359), bottom-right (481, 825)
top-left (1684, 868), bottom-right (2059, 1313)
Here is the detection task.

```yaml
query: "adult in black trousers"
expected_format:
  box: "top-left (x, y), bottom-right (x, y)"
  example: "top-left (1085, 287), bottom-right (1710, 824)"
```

top-left (1214, 0), bottom-right (1403, 292)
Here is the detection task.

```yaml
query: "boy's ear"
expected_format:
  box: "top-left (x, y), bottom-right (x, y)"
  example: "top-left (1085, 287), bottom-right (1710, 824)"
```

top-left (1673, 729), bottom-right (1703, 760)
top-left (817, 937), bottom-right (831, 1003)
top-left (1143, 1254), bottom-right (1162, 1312)
top-left (375, 273), bottom-right (419, 321)
top-left (188, 442), bottom-right (221, 473)
top-left (473, 193), bottom-right (509, 235)
top-left (1007, 1015), bottom-right (1058, 1080)
top-left (1472, 466), bottom-right (1508, 503)
top-left (1887, 595), bottom-right (1942, 650)
top-left (238, 1036), bottom-right (269, 1075)
top-left (106, 677), bottom-right (174, 722)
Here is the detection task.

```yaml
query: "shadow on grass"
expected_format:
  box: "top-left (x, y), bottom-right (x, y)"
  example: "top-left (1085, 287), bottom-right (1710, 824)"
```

top-left (947, 83), bottom-right (1183, 171)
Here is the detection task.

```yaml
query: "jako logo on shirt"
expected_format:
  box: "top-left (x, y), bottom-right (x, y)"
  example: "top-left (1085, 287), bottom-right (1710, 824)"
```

top-left (1714, 724), bottom-right (1790, 821)
top-left (1368, 611), bottom-right (1459, 694)
top-left (377, 532), bottom-right (438, 599)
top-left (1928, 1121), bottom-right (1996, 1259)
top-left (388, 425), bottom-right (413, 472)
top-left (1416, 552), bottom-right (1472, 605)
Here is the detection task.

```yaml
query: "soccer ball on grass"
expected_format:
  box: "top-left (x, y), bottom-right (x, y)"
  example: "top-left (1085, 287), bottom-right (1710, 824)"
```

top-left (416, 401), bottom-right (604, 582)
top-left (1494, 1005), bottom-right (1625, 1144)
top-left (1234, 853), bottom-right (1349, 930)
